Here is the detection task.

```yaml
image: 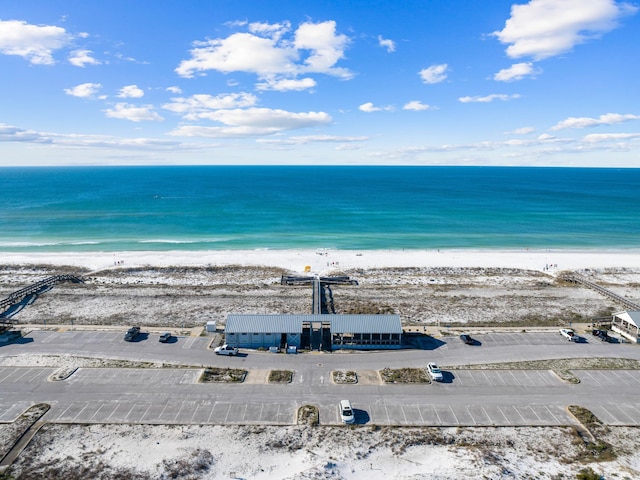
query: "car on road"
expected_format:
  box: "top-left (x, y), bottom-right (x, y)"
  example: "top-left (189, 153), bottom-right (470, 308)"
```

top-left (339, 399), bottom-right (355, 424)
top-left (559, 328), bottom-right (578, 341)
top-left (460, 334), bottom-right (474, 345)
top-left (124, 326), bottom-right (140, 342)
top-left (214, 344), bottom-right (239, 356)
top-left (158, 332), bottom-right (172, 343)
top-left (427, 362), bottom-right (443, 382)
top-left (592, 329), bottom-right (612, 342)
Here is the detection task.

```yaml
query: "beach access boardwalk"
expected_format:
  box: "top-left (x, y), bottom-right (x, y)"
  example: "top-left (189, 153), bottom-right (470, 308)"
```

top-left (0, 275), bottom-right (84, 323)
top-left (561, 272), bottom-right (640, 311)
top-left (281, 275), bottom-right (358, 314)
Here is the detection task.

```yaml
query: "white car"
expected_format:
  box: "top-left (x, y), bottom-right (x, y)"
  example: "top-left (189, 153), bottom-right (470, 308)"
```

top-left (214, 344), bottom-right (239, 356)
top-left (559, 329), bottom-right (577, 341)
top-left (427, 362), bottom-right (444, 382)
top-left (339, 399), bottom-right (355, 424)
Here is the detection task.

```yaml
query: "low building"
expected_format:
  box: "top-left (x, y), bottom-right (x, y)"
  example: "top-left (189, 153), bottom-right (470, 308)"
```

top-left (224, 314), bottom-right (402, 351)
top-left (611, 311), bottom-right (640, 343)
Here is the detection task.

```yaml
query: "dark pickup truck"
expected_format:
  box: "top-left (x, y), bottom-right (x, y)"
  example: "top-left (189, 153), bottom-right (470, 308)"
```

top-left (592, 329), bottom-right (612, 342)
top-left (124, 326), bottom-right (141, 342)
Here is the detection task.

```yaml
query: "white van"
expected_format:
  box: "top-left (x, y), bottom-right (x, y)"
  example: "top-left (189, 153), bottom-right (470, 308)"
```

top-left (339, 399), bottom-right (355, 424)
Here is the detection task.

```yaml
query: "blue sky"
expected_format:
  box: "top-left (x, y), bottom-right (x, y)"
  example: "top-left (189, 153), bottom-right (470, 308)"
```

top-left (0, 0), bottom-right (638, 166)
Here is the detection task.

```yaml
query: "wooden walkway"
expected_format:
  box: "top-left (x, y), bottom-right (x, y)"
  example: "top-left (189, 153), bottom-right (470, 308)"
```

top-left (1, 274), bottom-right (84, 321)
top-left (561, 272), bottom-right (640, 311)
top-left (281, 275), bottom-right (358, 314)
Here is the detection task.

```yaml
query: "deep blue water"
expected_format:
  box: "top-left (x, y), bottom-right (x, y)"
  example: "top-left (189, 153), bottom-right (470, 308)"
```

top-left (0, 166), bottom-right (639, 252)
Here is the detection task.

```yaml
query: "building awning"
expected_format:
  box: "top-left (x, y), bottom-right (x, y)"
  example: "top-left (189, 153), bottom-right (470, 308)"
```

top-left (613, 311), bottom-right (640, 329)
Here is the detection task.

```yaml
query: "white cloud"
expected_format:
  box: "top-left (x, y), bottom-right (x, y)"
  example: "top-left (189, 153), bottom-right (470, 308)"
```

top-left (64, 82), bottom-right (103, 98)
top-left (0, 122), bottom-right (181, 149)
top-left (255, 77), bottom-right (317, 91)
top-left (166, 86), bottom-right (182, 94)
top-left (359, 102), bottom-right (380, 112)
top-left (378, 35), bottom-right (396, 52)
top-left (167, 107), bottom-right (331, 137)
top-left (552, 113), bottom-right (640, 129)
top-left (458, 93), bottom-right (521, 103)
top-left (248, 21), bottom-right (291, 40)
top-left (257, 134), bottom-right (368, 145)
top-left (512, 127), bottom-right (536, 134)
top-left (68, 49), bottom-right (100, 67)
top-left (0, 19), bottom-right (71, 64)
top-left (494, 62), bottom-right (539, 82)
top-left (176, 32), bottom-right (296, 78)
top-left (104, 103), bottom-right (164, 122)
top-left (419, 64), bottom-right (448, 84)
top-left (163, 93), bottom-right (258, 116)
top-left (293, 21), bottom-right (351, 77)
top-left (492, 0), bottom-right (638, 60)
top-left (583, 132), bottom-right (640, 142)
top-left (117, 85), bottom-right (145, 98)
top-left (403, 100), bottom-right (432, 111)
top-left (358, 102), bottom-right (395, 112)
top-left (176, 20), bottom-right (352, 82)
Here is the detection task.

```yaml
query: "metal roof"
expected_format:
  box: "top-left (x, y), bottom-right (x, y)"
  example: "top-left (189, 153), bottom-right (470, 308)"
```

top-left (225, 314), bottom-right (402, 334)
top-left (613, 310), bottom-right (640, 328)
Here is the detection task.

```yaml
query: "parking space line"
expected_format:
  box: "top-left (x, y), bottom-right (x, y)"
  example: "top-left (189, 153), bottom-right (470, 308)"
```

top-left (182, 336), bottom-right (197, 349)
top-left (89, 403), bottom-right (108, 421)
top-left (0, 368), bottom-right (15, 383)
top-left (416, 405), bottom-right (425, 424)
top-left (103, 403), bottom-right (120, 421)
top-left (432, 406), bottom-right (442, 425)
top-left (56, 402), bottom-right (75, 420)
top-left (466, 407), bottom-right (477, 425)
top-left (140, 403), bottom-right (153, 421)
top-left (10, 369), bottom-right (34, 383)
top-left (448, 406), bottom-right (459, 425)
top-left (480, 406), bottom-right (492, 425)
top-left (543, 406), bottom-right (562, 424)
top-left (223, 403), bottom-right (233, 423)
top-left (610, 404), bottom-right (637, 424)
top-left (512, 406), bottom-right (527, 424)
top-left (495, 406), bottom-right (510, 424)
top-left (71, 403), bottom-right (91, 422)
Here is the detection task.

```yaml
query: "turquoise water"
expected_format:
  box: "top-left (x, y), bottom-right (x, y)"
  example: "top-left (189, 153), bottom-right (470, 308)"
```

top-left (0, 166), bottom-right (639, 252)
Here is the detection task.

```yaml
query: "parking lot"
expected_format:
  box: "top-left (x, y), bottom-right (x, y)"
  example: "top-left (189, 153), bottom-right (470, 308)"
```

top-left (2, 330), bottom-right (640, 427)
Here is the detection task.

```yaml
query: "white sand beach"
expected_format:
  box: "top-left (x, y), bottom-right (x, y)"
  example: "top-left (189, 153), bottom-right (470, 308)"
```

top-left (3, 247), bottom-right (640, 273)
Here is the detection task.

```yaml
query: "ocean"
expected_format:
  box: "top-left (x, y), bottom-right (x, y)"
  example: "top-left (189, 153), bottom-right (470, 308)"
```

top-left (0, 166), bottom-right (639, 252)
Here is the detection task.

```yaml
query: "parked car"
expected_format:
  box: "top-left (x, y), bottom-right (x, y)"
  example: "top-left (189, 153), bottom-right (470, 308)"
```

top-left (559, 328), bottom-right (577, 341)
top-left (158, 332), bottom-right (172, 343)
top-left (124, 326), bottom-right (140, 342)
top-left (592, 329), bottom-right (612, 342)
top-left (214, 344), bottom-right (239, 356)
top-left (339, 399), bottom-right (355, 424)
top-left (427, 362), bottom-right (444, 382)
top-left (460, 334), bottom-right (474, 345)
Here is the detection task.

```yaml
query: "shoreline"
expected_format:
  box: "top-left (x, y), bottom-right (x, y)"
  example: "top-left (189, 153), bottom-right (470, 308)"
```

top-left (2, 247), bottom-right (640, 274)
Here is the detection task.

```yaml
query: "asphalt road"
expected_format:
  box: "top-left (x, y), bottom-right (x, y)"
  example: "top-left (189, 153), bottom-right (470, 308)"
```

top-left (1, 330), bottom-right (640, 426)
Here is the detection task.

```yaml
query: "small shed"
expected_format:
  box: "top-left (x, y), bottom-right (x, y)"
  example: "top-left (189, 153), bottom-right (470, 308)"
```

top-left (611, 311), bottom-right (640, 343)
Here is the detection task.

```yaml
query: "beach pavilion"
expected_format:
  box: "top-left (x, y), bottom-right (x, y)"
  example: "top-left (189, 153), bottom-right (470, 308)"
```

top-left (611, 311), bottom-right (640, 343)
top-left (223, 314), bottom-right (402, 351)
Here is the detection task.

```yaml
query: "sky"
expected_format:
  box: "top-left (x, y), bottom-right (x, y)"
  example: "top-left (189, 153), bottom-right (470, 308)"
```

top-left (0, 0), bottom-right (639, 167)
